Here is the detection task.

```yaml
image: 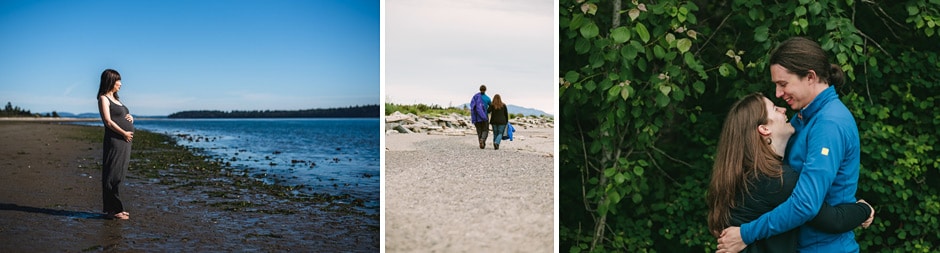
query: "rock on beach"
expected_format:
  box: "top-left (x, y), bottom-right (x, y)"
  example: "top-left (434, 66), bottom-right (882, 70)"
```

top-left (385, 111), bottom-right (554, 136)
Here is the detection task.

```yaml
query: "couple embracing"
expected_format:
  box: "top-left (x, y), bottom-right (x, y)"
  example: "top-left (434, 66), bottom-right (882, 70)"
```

top-left (470, 85), bottom-right (511, 150)
top-left (708, 37), bottom-right (875, 252)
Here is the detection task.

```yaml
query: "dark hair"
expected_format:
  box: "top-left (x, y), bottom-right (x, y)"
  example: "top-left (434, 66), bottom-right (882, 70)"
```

top-left (769, 37), bottom-right (844, 86)
top-left (707, 93), bottom-right (783, 237)
top-left (479, 85), bottom-right (487, 93)
top-left (97, 69), bottom-right (122, 100)
top-left (491, 94), bottom-right (505, 110)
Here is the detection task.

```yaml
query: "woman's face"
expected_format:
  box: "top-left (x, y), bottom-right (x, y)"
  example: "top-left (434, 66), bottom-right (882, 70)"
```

top-left (762, 97), bottom-right (794, 139)
top-left (113, 80), bottom-right (122, 92)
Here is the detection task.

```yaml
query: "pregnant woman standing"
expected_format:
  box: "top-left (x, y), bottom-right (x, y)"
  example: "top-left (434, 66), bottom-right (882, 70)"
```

top-left (96, 69), bottom-right (134, 220)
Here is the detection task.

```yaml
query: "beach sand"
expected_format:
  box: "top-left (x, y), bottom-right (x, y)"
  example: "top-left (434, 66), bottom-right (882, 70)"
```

top-left (384, 127), bottom-right (554, 252)
top-left (0, 122), bottom-right (377, 252)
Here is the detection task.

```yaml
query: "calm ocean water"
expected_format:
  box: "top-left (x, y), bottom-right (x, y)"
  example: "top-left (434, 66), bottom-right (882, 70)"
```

top-left (76, 118), bottom-right (379, 210)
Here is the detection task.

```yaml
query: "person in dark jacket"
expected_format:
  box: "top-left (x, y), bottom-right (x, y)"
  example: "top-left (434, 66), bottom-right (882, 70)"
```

top-left (487, 94), bottom-right (509, 150)
top-left (708, 93), bottom-right (874, 253)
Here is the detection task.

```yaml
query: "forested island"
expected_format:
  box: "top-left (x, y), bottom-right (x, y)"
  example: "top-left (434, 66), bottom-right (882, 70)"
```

top-left (2, 102), bottom-right (61, 118)
top-left (167, 105), bottom-right (379, 118)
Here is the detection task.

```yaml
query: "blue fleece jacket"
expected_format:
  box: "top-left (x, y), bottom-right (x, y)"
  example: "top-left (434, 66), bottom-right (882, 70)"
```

top-left (740, 86), bottom-right (861, 252)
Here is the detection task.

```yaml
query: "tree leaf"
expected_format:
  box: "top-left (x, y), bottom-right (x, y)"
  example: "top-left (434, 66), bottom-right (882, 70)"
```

top-left (719, 64), bottom-right (731, 77)
top-left (795, 6), bottom-right (806, 16)
top-left (621, 85), bottom-right (633, 100)
top-left (676, 38), bottom-right (692, 54)
top-left (635, 22), bottom-right (650, 43)
top-left (611, 27), bottom-right (631, 43)
top-left (628, 8), bottom-right (640, 21)
top-left (608, 85), bottom-right (621, 98)
top-left (580, 21), bottom-right (599, 39)
top-left (581, 3), bottom-right (597, 15)
top-left (653, 45), bottom-right (666, 58)
top-left (809, 2), bottom-right (822, 15)
top-left (693, 81), bottom-right (705, 94)
top-left (609, 189), bottom-right (622, 204)
top-left (585, 80), bottom-right (597, 92)
top-left (620, 44), bottom-right (638, 60)
top-left (908, 5), bottom-right (920, 16)
top-left (564, 71), bottom-right (580, 84)
top-left (575, 37), bottom-right (591, 54)
top-left (655, 94), bottom-right (670, 107)
top-left (568, 14), bottom-right (584, 31)
top-left (754, 26), bottom-right (769, 42)
top-left (659, 85), bottom-right (672, 96)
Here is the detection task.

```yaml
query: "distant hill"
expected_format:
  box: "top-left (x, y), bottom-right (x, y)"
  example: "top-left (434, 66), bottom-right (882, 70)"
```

top-left (168, 105), bottom-right (379, 118)
top-left (459, 103), bottom-right (552, 117)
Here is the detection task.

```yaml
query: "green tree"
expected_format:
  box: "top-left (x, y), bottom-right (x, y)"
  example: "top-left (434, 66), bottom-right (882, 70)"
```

top-left (560, 0), bottom-right (940, 252)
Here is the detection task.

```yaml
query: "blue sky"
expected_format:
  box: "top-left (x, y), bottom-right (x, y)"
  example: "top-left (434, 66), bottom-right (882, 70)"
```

top-left (386, 0), bottom-right (555, 115)
top-left (0, 0), bottom-right (379, 116)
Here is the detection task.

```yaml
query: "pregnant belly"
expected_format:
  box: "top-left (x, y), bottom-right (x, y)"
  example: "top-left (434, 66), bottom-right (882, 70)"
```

top-left (116, 119), bottom-right (135, 132)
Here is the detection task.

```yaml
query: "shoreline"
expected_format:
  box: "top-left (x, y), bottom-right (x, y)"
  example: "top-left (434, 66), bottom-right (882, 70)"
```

top-left (0, 121), bottom-right (378, 251)
top-left (102, 118), bottom-right (381, 214)
top-left (0, 117), bottom-right (100, 122)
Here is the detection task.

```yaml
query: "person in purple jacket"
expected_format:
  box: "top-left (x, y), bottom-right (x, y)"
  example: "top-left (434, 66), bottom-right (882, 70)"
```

top-left (470, 85), bottom-right (491, 149)
top-left (717, 37), bottom-right (869, 252)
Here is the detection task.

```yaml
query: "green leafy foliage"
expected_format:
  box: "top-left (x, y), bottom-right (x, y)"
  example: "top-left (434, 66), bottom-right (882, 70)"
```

top-left (560, 0), bottom-right (940, 252)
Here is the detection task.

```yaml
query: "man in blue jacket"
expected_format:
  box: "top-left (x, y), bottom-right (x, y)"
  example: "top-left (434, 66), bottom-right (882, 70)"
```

top-left (717, 37), bottom-right (864, 252)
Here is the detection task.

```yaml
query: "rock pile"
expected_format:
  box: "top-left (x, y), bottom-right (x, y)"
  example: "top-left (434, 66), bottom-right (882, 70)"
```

top-left (385, 111), bottom-right (554, 135)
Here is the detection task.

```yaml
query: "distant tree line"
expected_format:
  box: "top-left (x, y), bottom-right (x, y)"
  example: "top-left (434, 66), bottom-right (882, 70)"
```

top-left (384, 103), bottom-right (469, 116)
top-left (167, 105), bottom-right (379, 118)
top-left (1, 102), bottom-right (58, 117)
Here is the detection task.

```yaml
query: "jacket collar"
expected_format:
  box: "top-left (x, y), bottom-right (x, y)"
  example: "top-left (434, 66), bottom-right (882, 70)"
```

top-left (798, 85), bottom-right (837, 121)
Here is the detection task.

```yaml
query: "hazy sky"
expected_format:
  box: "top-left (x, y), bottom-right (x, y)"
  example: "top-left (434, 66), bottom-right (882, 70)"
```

top-left (0, 0), bottom-right (379, 116)
top-left (386, 0), bottom-right (555, 115)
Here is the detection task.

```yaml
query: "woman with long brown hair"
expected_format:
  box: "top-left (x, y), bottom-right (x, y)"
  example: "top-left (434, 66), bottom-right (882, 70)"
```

top-left (487, 94), bottom-right (509, 150)
top-left (96, 69), bottom-right (134, 220)
top-left (707, 93), bottom-right (872, 252)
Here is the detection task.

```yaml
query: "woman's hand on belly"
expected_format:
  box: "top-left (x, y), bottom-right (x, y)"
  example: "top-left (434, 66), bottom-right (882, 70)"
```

top-left (123, 131), bottom-right (134, 142)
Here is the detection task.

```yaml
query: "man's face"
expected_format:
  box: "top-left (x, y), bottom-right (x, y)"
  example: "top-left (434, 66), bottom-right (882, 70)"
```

top-left (770, 64), bottom-right (814, 110)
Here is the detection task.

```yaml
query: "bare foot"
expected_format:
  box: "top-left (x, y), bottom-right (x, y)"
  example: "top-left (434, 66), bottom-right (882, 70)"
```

top-left (111, 212), bottom-right (129, 220)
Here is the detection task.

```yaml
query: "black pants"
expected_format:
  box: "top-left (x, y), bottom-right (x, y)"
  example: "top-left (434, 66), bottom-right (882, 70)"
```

top-left (474, 121), bottom-right (489, 142)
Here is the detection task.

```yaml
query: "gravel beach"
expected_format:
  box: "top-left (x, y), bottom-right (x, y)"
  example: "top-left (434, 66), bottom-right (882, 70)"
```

top-left (0, 121), bottom-right (377, 252)
top-left (385, 127), bottom-right (554, 252)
